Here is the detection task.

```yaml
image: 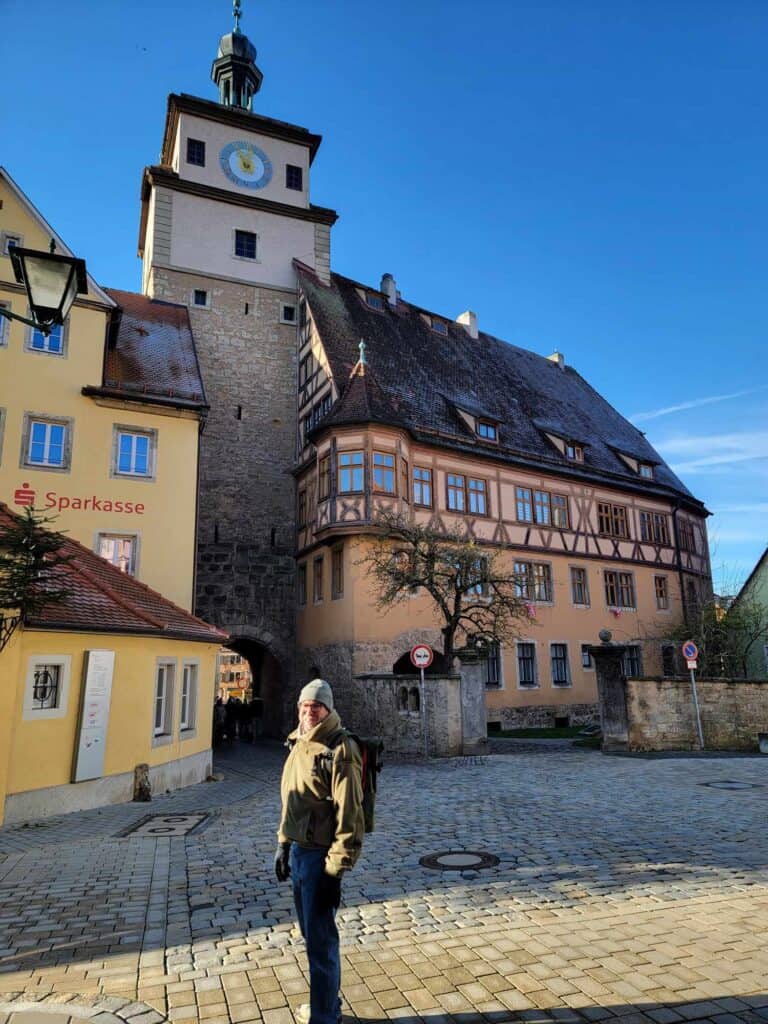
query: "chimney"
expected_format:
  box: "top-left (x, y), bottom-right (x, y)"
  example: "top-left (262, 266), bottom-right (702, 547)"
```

top-left (381, 273), bottom-right (397, 307)
top-left (547, 350), bottom-right (565, 369)
top-left (456, 310), bottom-right (478, 339)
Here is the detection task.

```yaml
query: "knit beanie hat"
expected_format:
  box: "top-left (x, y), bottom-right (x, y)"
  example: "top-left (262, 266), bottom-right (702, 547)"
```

top-left (298, 678), bottom-right (334, 711)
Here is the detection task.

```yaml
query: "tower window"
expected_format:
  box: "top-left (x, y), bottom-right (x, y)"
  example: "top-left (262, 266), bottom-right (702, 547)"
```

top-left (186, 139), bottom-right (206, 167)
top-left (280, 303), bottom-right (297, 324)
top-left (234, 230), bottom-right (257, 260)
top-left (286, 165), bottom-right (303, 191)
top-left (192, 289), bottom-right (209, 308)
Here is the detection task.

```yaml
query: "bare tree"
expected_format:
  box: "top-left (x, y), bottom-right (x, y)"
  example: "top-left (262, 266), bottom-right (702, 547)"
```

top-left (651, 595), bottom-right (768, 678)
top-left (358, 511), bottom-right (531, 664)
top-left (0, 507), bottom-right (72, 652)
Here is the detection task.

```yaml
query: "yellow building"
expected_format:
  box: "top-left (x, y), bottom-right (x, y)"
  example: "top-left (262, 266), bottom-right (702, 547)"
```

top-left (0, 502), bottom-right (226, 826)
top-left (293, 266), bottom-right (712, 731)
top-left (0, 167), bottom-right (207, 611)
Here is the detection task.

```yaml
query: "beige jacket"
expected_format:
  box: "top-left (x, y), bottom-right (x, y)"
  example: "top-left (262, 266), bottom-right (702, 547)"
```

top-left (276, 710), bottom-right (364, 876)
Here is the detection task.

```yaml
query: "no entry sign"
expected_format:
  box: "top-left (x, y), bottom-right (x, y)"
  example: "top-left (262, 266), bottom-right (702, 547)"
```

top-left (410, 644), bottom-right (434, 669)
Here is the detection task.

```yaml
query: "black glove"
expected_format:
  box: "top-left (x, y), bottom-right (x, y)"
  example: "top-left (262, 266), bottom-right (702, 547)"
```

top-left (274, 842), bottom-right (291, 882)
top-left (316, 871), bottom-right (342, 911)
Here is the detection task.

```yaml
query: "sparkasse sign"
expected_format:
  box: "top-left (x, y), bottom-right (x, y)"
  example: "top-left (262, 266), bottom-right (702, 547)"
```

top-left (13, 482), bottom-right (146, 515)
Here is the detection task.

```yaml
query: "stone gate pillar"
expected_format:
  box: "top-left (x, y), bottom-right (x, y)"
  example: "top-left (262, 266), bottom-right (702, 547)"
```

top-left (455, 649), bottom-right (490, 755)
top-left (588, 631), bottom-right (629, 752)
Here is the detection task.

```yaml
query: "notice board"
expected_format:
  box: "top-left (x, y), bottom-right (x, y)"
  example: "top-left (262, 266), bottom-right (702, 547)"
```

top-left (72, 650), bottom-right (115, 782)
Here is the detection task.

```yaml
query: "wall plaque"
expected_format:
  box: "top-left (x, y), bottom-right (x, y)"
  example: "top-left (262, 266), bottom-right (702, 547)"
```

top-left (73, 650), bottom-right (115, 783)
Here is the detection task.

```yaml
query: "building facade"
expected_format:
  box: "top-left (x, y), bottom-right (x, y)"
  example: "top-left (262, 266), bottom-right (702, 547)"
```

top-left (290, 267), bottom-right (711, 727)
top-left (0, 169), bottom-right (207, 611)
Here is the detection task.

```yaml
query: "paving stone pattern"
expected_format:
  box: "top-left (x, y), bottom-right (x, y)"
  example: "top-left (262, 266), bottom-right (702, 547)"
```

top-left (1, 740), bottom-right (767, 1024)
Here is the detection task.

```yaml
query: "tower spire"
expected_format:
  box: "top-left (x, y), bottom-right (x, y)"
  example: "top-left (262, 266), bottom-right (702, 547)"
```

top-left (212, 0), bottom-right (263, 110)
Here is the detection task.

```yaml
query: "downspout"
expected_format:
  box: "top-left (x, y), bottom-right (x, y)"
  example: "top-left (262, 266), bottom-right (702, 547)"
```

top-left (192, 411), bottom-right (207, 617)
top-left (671, 500), bottom-right (689, 628)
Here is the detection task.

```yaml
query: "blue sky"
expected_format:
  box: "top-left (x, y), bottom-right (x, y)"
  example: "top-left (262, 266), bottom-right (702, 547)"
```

top-left (3, 0), bottom-right (766, 592)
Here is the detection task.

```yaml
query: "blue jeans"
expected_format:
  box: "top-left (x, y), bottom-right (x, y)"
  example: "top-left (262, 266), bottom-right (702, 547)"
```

top-left (290, 844), bottom-right (342, 1024)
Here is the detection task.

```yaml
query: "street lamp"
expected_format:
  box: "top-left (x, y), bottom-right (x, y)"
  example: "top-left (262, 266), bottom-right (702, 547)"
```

top-left (0, 239), bottom-right (88, 336)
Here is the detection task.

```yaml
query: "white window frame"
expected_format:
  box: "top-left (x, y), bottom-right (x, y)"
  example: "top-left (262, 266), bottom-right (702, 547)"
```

top-left (21, 413), bottom-right (73, 472)
top-left (550, 642), bottom-right (572, 688)
top-left (23, 655), bottom-right (72, 720)
top-left (1, 231), bottom-right (23, 256)
top-left (111, 425), bottom-right (158, 481)
top-left (180, 660), bottom-right (199, 737)
top-left (233, 228), bottom-right (259, 262)
top-left (0, 301), bottom-right (10, 346)
top-left (190, 288), bottom-right (211, 310)
top-left (515, 640), bottom-right (539, 689)
top-left (280, 303), bottom-right (297, 325)
top-left (95, 531), bottom-right (140, 576)
top-left (581, 643), bottom-right (594, 671)
top-left (25, 318), bottom-right (68, 358)
top-left (152, 659), bottom-right (176, 746)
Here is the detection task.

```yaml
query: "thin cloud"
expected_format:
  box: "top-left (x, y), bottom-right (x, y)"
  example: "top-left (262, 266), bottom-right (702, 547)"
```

top-left (630, 387), bottom-right (767, 424)
top-left (655, 430), bottom-right (768, 474)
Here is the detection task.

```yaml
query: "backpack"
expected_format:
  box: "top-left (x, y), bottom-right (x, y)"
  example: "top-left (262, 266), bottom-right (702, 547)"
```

top-left (332, 731), bottom-right (383, 834)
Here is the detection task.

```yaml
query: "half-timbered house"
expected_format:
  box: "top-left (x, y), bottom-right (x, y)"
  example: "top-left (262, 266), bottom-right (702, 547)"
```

top-left (293, 265), bottom-right (711, 727)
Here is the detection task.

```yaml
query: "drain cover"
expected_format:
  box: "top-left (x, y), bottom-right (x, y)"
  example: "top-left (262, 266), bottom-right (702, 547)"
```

top-left (121, 813), bottom-right (209, 837)
top-left (419, 849), bottom-right (499, 871)
top-left (701, 781), bottom-right (762, 791)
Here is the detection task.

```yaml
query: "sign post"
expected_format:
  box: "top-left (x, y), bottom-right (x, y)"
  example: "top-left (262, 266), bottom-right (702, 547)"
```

top-left (410, 644), bottom-right (433, 758)
top-left (681, 640), bottom-right (704, 749)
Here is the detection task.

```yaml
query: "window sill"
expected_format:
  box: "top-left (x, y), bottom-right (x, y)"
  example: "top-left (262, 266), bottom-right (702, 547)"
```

top-left (22, 462), bottom-right (70, 474)
top-left (571, 602), bottom-right (591, 609)
top-left (152, 731), bottom-right (173, 748)
top-left (26, 348), bottom-right (67, 358)
top-left (180, 727), bottom-right (198, 741)
top-left (517, 684), bottom-right (539, 690)
top-left (111, 471), bottom-right (155, 483)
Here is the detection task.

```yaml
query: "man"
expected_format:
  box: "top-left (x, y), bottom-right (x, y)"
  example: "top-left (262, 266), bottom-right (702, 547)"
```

top-left (275, 679), bottom-right (364, 1024)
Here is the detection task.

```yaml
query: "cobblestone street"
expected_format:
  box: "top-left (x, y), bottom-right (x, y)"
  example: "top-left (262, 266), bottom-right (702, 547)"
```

top-left (1, 741), bottom-right (766, 1024)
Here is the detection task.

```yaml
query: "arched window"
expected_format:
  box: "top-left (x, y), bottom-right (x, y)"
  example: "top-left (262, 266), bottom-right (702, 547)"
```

top-left (398, 686), bottom-right (409, 711)
top-left (409, 687), bottom-right (420, 712)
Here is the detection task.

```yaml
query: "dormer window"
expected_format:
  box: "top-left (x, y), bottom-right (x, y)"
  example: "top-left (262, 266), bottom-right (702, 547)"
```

top-left (366, 293), bottom-right (383, 311)
top-left (565, 442), bottom-right (584, 462)
top-left (639, 463), bottom-right (654, 480)
top-left (477, 420), bottom-right (498, 442)
top-left (431, 319), bottom-right (448, 336)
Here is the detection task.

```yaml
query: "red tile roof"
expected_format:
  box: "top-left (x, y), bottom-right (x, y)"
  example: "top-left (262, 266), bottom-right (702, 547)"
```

top-left (88, 290), bottom-right (208, 410)
top-left (0, 504), bottom-right (227, 644)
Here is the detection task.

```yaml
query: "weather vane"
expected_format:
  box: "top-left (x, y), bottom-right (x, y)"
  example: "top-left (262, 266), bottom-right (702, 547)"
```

top-left (233, 0), bottom-right (242, 32)
top-left (358, 339), bottom-right (367, 366)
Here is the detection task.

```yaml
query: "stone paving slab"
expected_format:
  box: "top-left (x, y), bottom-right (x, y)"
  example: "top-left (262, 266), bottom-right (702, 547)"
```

top-left (1, 742), bottom-right (766, 1024)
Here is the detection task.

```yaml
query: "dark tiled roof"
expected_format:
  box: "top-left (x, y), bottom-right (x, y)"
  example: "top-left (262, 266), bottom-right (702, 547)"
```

top-left (96, 290), bottom-right (207, 409)
top-left (0, 504), bottom-right (227, 644)
top-left (297, 265), bottom-right (702, 507)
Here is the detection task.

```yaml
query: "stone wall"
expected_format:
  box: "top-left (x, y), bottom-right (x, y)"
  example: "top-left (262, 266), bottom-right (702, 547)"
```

top-left (624, 677), bottom-right (768, 752)
top-left (492, 702), bottom-right (599, 730)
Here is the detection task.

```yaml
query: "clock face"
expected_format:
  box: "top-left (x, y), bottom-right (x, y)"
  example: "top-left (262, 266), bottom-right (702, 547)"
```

top-left (219, 141), bottom-right (273, 189)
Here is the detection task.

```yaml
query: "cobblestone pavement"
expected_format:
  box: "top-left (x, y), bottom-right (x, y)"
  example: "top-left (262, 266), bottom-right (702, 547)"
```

top-left (1, 741), bottom-right (767, 1024)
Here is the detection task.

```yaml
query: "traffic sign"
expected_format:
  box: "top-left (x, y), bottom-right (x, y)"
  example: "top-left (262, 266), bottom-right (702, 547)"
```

top-left (682, 640), bottom-right (699, 661)
top-left (686, 659), bottom-right (698, 670)
top-left (410, 644), bottom-right (434, 669)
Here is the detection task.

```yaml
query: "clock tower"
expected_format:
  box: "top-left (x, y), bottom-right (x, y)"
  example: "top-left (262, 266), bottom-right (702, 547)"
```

top-left (138, 3), bottom-right (337, 730)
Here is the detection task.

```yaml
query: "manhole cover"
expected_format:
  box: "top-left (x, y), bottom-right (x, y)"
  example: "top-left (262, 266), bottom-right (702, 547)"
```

top-left (419, 849), bottom-right (499, 871)
top-left (700, 781), bottom-right (762, 791)
top-left (120, 813), bottom-right (209, 837)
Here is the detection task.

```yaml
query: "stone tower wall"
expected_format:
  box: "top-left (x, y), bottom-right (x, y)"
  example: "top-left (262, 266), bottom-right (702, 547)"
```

top-left (148, 266), bottom-right (298, 676)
